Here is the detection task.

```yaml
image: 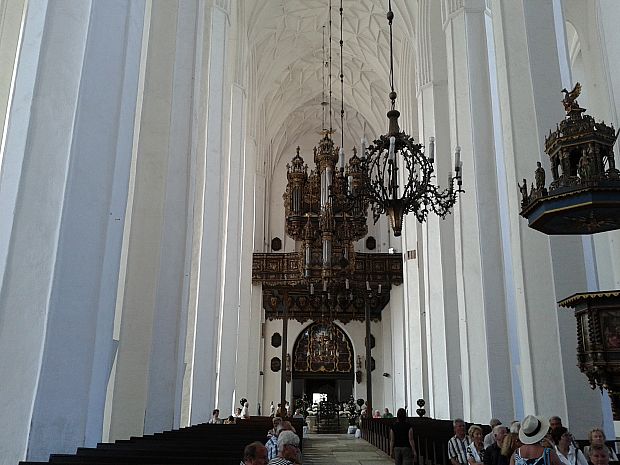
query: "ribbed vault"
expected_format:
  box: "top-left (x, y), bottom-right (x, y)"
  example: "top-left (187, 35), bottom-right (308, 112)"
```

top-left (245, 0), bottom-right (418, 180)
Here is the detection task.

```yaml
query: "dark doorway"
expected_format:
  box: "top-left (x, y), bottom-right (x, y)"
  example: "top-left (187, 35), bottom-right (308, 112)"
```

top-left (305, 378), bottom-right (336, 402)
top-left (291, 322), bottom-right (355, 408)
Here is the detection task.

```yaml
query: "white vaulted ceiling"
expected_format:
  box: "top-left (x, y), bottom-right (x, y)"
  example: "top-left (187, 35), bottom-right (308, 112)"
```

top-left (244, 0), bottom-right (417, 178)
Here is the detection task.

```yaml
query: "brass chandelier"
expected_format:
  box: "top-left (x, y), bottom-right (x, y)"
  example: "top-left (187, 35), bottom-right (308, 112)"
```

top-left (284, 0), bottom-right (464, 289)
top-left (361, 0), bottom-right (463, 236)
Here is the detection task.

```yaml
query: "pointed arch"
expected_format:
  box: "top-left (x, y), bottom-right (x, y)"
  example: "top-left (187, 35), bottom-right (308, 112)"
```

top-left (292, 322), bottom-right (354, 374)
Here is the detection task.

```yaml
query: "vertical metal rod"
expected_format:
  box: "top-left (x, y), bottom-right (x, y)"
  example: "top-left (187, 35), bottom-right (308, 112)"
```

top-left (365, 292), bottom-right (373, 417)
top-left (281, 291), bottom-right (289, 417)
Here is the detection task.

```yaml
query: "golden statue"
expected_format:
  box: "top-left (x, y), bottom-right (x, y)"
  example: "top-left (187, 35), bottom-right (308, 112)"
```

top-left (561, 82), bottom-right (583, 114)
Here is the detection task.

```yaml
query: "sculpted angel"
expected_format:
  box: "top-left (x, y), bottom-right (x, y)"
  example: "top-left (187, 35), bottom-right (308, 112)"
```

top-left (561, 82), bottom-right (582, 113)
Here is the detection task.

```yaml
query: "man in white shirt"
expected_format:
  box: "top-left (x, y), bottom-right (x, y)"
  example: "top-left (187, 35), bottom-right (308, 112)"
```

top-left (483, 419), bottom-right (501, 449)
top-left (448, 418), bottom-right (470, 465)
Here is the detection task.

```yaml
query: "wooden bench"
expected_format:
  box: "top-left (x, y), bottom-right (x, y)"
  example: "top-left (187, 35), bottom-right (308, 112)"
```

top-left (20, 417), bottom-right (303, 465)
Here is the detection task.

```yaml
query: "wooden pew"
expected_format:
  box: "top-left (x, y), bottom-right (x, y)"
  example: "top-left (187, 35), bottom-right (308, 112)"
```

top-left (19, 417), bottom-right (303, 465)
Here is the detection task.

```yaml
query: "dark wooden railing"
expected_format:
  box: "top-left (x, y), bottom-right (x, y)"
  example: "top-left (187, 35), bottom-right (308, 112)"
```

top-left (361, 417), bottom-right (488, 465)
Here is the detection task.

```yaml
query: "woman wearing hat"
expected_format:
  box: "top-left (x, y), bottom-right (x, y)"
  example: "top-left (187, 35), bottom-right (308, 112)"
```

top-left (510, 415), bottom-right (563, 465)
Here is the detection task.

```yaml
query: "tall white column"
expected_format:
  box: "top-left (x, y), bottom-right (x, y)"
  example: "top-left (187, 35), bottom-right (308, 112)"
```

top-left (216, 81), bottom-right (246, 410)
top-left (0, 0), bottom-right (26, 166)
top-left (0, 0), bottom-right (145, 462)
top-left (107, 0), bottom-right (195, 440)
top-left (490, 0), bottom-right (601, 434)
top-left (190, 3), bottom-right (229, 423)
top-left (412, 0), bottom-right (464, 420)
top-left (592, 1), bottom-right (620, 294)
top-left (442, 0), bottom-right (512, 423)
top-left (235, 137), bottom-right (262, 409)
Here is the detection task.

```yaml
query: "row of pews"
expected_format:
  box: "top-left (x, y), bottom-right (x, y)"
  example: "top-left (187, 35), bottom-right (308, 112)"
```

top-left (361, 416), bottom-right (478, 465)
top-left (19, 417), bottom-right (303, 465)
top-left (361, 418), bottom-right (620, 465)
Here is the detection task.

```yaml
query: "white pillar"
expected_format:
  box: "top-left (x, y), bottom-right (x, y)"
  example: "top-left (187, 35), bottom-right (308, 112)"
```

top-left (190, 3), bottom-right (229, 423)
top-left (0, 0), bottom-right (145, 462)
top-left (216, 82), bottom-right (246, 410)
top-left (413, 0), bottom-right (464, 420)
top-left (0, 0), bottom-right (26, 166)
top-left (442, 0), bottom-right (513, 423)
top-left (236, 137), bottom-right (262, 409)
top-left (107, 0), bottom-right (195, 440)
top-left (490, 0), bottom-right (601, 434)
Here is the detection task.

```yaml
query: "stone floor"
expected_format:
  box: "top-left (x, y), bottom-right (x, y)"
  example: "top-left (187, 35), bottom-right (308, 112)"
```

top-left (302, 433), bottom-right (393, 465)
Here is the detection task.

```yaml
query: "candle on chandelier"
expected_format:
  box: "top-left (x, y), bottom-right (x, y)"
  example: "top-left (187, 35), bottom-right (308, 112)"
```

top-left (310, 283), bottom-right (314, 295)
top-left (345, 278), bottom-right (349, 289)
top-left (388, 136), bottom-right (396, 162)
top-left (347, 175), bottom-right (353, 194)
top-left (378, 284), bottom-right (382, 294)
top-left (323, 280), bottom-right (327, 292)
top-left (428, 136), bottom-right (435, 163)
top-left (366, 280), bottom-right (371, 291)
top-left (361, 137), bottom-right (367, 155)
top-left (454, 146), bottom-right (461, 171)
top-left (448, 171), bottom-right (453, 189)
top-left (339, 147), bottom-right (345, 170)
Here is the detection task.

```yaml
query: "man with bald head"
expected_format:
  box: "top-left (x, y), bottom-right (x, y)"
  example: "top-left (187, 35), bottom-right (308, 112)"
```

top-left (241, 441), bottom-right (268, 465)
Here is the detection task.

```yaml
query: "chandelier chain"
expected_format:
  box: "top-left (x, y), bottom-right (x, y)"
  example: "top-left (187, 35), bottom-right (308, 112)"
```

top-left (340, 0), bottom-right (344, 150)
top-left (322, 26), bottom-right (326, 130)
top-left (329, 0), bottom-right (333, 133)
top-left (387, 0), bottom-right (395, 110)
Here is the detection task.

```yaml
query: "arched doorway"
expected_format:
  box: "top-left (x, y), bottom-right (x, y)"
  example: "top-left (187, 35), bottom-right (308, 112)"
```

top-left (291, 322), bottom-right (354, 407)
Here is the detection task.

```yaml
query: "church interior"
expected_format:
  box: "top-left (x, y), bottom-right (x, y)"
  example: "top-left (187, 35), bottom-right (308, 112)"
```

top-left (1, 0), bottom-right (620, 463)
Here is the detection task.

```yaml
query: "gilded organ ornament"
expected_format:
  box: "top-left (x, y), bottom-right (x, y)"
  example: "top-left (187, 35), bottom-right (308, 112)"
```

top-left (293, 323), bottom-right (353, 374)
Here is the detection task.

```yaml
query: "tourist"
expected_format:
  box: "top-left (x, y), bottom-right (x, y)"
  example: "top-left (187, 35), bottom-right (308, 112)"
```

top-left (551, 427), bottom-right (587, 465)
top-left (373, 410), bottom-right (382, 418)
top-left (510, 415), bottom-right (562, 465)
top-left (383, 407), bottom-right (394, 418)
top-left (549, 416), bottom-right (563, 431)
top-left (483, 425), bottom-right (508, 465)
top-left (266, 425), bottom-right (281, 461)
top-left (234, 407), bottom-right (243, 418)
top-left (276, 403), bottom-right (285, 417)
top-left (266, 420), bottom-right (295, 460)
top-left (293, 409), bottom-right (304, 419)
top-left (241, 400), bottom-right (251, 419)
top-left (268, 430), bottom-right (301, 465)
top-left (268, 417), bottom-right (282, 439)
top-left (224, 415), bottom-right (237, 424)
top-left (484, 420), bottom-right (502, 449)
top-left (448, 418), bottom-right (471, 465)
top-left (242, 441), bottom-right (268, 465)
top-left (588, 444), bottom-right (611, 465)
top-left (390, 408), bottom-right (416, 465)
top-left (500, 433), bottom-right (521, 465)
top-left (467, 425), bottom-right (485, 465)
top-left (583, 428), bottom-right (618, 461)
top-left (208, 408), bottom-right (223, 424)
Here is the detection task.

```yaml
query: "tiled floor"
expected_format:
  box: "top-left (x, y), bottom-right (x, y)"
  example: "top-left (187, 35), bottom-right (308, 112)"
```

top-left (302, 433), bottom-right (393, 465)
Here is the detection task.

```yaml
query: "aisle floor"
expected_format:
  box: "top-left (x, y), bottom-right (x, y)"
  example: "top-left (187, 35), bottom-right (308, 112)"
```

top-left (302, 433), bottom-right (393, 465)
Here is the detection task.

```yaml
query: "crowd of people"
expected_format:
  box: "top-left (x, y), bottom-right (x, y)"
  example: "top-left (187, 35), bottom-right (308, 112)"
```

top-left (229, 398), bottom-right (617, 465)
top-left (240, 416), bottom-right (302, 465)
top-left (208, 399), bottom-right (252, 425)
top-left (448, 415), bottom-right (618, 465)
